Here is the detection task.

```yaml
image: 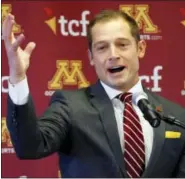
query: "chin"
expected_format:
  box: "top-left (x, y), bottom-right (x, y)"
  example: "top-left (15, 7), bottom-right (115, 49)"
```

top-left (109, 82), bottom-right (126, 90)
top-left (114, 79), bottom-right (127, 86)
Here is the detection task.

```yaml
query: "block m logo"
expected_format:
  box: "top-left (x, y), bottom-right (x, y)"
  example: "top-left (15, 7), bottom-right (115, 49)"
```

top-left (48, 60), bottom-right (90, 89)
top-left (2, 117), bottom-right (12, 147)
top-left (120, 4), bottom-right (159, 33)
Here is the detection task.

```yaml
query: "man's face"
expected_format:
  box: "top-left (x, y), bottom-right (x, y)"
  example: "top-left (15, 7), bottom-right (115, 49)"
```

top-left (89, 18), bottom-right (146, 91)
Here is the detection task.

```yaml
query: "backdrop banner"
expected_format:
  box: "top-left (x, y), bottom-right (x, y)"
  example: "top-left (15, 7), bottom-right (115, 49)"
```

top-left (2, 1), bottom-right (185, 178)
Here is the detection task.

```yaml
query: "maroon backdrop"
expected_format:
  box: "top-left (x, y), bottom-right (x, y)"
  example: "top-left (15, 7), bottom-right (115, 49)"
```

top-left (1, 1), bottom-right (185, 178)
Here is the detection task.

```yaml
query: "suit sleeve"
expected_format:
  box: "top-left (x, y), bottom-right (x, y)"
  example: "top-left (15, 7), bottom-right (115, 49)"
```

top-left (6, 90), bottom-right (71, 159)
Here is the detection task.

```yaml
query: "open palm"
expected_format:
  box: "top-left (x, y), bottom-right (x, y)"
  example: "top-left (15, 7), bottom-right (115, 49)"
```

top-left (2, 14), bottom-right (36, 84)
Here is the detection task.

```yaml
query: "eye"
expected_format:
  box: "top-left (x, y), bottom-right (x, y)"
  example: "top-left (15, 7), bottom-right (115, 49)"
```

top-left (119, 43), bottom-right (126, 47)
top-left (97, 46), bottom-right (106, 50)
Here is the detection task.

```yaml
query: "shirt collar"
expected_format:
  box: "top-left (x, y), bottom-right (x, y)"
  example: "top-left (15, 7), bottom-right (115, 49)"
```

top-left (100, 79), bottom-right (144, 100)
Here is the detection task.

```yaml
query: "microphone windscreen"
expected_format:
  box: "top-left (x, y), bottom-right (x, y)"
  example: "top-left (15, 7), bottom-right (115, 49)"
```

top-left (132, 92), bottom-right (148, 105)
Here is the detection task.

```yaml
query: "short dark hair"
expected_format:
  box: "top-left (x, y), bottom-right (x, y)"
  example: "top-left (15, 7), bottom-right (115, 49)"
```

top-left (87, 9), bottom-right (140, 50)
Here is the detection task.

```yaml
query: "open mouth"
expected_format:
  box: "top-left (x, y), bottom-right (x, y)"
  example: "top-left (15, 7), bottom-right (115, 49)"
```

top-left (108, 66), bottom-right (125, 73)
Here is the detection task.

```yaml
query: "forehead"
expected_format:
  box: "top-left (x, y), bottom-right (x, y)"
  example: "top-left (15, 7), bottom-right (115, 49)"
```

top-left (91, 18), bottom-right (133, 44)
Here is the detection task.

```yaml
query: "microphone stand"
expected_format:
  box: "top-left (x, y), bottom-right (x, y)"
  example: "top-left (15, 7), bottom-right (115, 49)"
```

top-left (155, 111), bottom-right (185, 130)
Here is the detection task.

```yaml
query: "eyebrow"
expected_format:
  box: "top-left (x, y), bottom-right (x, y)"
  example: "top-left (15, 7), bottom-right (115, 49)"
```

top-left (116, 38), bottom-right (130, 42)
top-left (93, 38), bottom-right (131, 47)
top-left (93, 41), bottom-right (107, 48)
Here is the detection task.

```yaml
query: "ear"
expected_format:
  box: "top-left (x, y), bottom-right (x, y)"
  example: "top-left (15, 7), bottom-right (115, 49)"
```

top-left (137, 40), bottom-right (147, 59)
top-left (88, 49), bottom-right (94, 66)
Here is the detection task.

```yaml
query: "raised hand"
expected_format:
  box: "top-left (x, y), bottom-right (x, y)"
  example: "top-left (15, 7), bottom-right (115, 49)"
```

top-left (2, 14), bottom-right (36, 84)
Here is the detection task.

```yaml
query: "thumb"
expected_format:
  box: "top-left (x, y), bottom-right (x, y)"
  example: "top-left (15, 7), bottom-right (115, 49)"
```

top-left (24, 42), bottom-right (36, 56)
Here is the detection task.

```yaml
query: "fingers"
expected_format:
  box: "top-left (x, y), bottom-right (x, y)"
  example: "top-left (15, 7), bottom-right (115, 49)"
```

top-left (3, 14), bottom-right (35, 57)
top-left (7, 14), bottom-right (15, 43)
top-left (2, 14), bottom-right (15, 46)
top-left (11, 33), bottom-right (25, 51)
top-left (2, 14), bottom-right (10, 39)
top-left (24, 42), bottom-right (36, 56)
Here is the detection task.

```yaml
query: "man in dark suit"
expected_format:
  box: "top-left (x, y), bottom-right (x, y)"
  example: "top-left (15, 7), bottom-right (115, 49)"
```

top-left (3, 10), bottom-right (185, 178)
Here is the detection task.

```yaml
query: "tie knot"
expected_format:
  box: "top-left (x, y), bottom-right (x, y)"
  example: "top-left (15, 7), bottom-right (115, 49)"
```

top-left (119, 92), bottom-right (132, 103)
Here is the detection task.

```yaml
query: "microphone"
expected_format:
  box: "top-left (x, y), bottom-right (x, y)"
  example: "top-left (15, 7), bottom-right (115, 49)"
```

top-left (132, 92), bottom-right (185, 129)
top-left (132, 92), bottom-right (161, 128)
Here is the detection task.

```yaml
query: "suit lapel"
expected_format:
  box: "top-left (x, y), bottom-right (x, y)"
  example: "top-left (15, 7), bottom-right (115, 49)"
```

top-left (142, 89), bottom-right (166, 177)
top-left (87, 83), bottom-right (167, 177)
top-left (88, 81), bottom-right (126, 177)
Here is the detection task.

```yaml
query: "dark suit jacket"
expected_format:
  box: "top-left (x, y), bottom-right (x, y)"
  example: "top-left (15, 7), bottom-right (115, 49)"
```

top-left (7, 81), bottom-right (185, 178)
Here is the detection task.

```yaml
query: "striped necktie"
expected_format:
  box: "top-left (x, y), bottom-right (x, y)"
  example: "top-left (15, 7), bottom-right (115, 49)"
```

top-left (119, 92), bottom-right (145, 178)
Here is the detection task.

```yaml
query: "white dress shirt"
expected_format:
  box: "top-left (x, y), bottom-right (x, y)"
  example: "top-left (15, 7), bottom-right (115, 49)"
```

top-left (100, 80), bottom-right (153, 167)
top-left (8, 78), bottom-right (153, 167)
top-left (8, 77), bottom-right (29, 105)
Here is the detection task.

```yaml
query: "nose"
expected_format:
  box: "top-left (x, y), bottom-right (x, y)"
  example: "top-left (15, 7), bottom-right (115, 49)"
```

top-left (108, 45), bottom-right (120, 61)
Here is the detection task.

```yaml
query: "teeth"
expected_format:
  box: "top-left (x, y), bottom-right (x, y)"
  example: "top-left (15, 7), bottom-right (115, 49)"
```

top-left (108, 66), bottom-right (125, 73)
top-left (110, 66), bottom-right (122, 69)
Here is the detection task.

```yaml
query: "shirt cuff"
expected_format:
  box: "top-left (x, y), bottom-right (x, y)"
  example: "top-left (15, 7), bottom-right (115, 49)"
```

top-left (8, 77), bottom-right (29, 105)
